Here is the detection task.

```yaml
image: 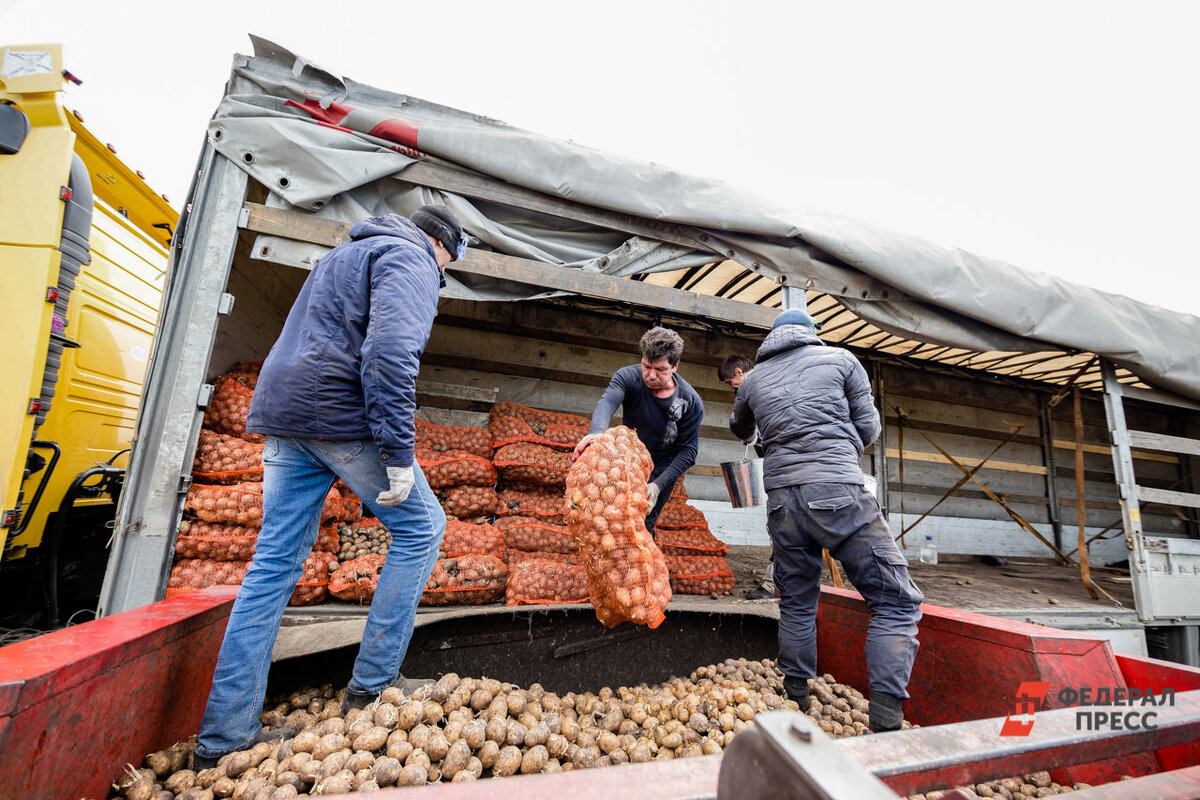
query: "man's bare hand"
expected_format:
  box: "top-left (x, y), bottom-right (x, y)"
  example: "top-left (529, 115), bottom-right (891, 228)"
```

top-left (572, 434), bottom-right (599, 462)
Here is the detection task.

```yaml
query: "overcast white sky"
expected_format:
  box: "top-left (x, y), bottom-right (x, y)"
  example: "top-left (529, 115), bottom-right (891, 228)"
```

top-left (4, 0), bottom-right (1198, 316)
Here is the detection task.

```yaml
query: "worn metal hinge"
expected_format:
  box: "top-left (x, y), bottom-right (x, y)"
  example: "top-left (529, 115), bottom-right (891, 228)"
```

top-left (218, 292), bottom-right (235, 315)
top-left (179, 475), bottom-right (193, 494)
top-left (198, 383), bottom-right (215, 408)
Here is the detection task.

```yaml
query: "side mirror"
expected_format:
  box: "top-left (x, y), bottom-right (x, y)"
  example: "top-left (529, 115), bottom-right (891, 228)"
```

top-left (0, 103), bottom-right (31, 155)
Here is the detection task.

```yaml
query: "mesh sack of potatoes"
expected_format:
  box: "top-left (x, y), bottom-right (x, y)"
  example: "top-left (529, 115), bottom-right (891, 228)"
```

top-left (339, 517), bottom-right (391, 561)
top-left (203, 376), bottom-right (263, 444)
top-left (495, 488), bottom-right (567, 525)
top-left (565, 425), bottom-right (672, 628)
top-left (440, 485), bottom-right (499, 521)
top-left (669, 477), bottom-right (688, 501)
top-left (166, 558), bottom-right (251, 597)
top-left (506, 557), bottom-right (590, 605)
top-left (417, 447), bottom-right (498, 490)
top-left (441, 520), bottom-right (506, 558)
top-left (184, 481), bottom-right (265, 527)
top-left (331, 482), bottom-right (364, 525)
top-left (329, 554), bottom-right (386, 603)
top-left (493, 443), bottom-right (571, 488)
top-left (290, 551), bottom-right (339, 606)
top-left (312, 524), bottom-right (340, 554)
top-left (420, 554), bottom-right (508, 606)
top-left (656, 526), bottom-right (729, 557)
top-left (505, 549), bottom-right (580, 567)
top-left (657, 500), bottom-right (709, 528)
top-left (494, 516), bottom-right (578, 555)
top-left (174, 519), bottom-right (259, 561)
top-left (416, 418), bottom-right (494, 459)
top-left (488, 401), bottom-right (590, 450)
top-left (665, 554), bottom-right (735, 595)
top-left (191, 428), bottom-right (264, 484)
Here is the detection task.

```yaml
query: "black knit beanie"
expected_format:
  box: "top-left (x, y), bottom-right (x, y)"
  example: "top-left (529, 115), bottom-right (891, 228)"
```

top-left (410, 204), bottom-right (465, 260)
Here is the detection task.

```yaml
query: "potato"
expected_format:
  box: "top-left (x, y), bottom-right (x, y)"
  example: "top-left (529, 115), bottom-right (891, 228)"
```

top-left (485, 716), bottom-right (508, 744)
top-left (372, 756), bottom-right (402, 787)
top-left (290, 729), bottom-right (319, 754)
top-left (178, 788), bottom-right (215, 800)
top-left (275, 771), bottom-right (304, 792)
top-left (318, 750), bottom-right (351, 778)
top-left (423, 700), bottom-right (445, 725)
top-left (424, 730), bottom-right (450, 763)
top-left (441, 739), bottom-right (471, 781)
top-left (386, 740), bottom-right (413, 762)
top-left (404, 749), bottom-right (431, 771)
top-left (210, 776), bottom-right (236, 798)
top-left (379, 687), bottom-right (404, 706)
top-left (397, 701), bottom-right (424, 731)
top-left (373, 702), bottom-right (399, 730)
top-left (345, 750), bottom-right (375, 773)
top-left (477, 740), bottom-right (500, 769)
top-left (224, 751), bottom-right (255, 779)
top-left (397, 764), bottom-right (428, 787)
top-left (505, 720), bottom-right (528, 747)
top-left (273, 785), bottom-right (298, 799)
top-left (164, 769), bottom-right (198, 794)
top-left (493, 746), bottom-right (523, 777)
top-left (315, 775), bottom-right (351, 795)
top-left (351, 726), bottom-right (389, 753)
top-left (145, 750), bottom-right (174, 778)
top-left (312, 733), bottom-right (348, 760)
top-left (462, 719), bottom-right (487, 751)
top-left (125, 775), bottom-right (155, 800)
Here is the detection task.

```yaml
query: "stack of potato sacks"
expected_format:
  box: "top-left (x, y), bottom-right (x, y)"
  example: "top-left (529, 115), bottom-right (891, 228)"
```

top-left (170, 361), bottom-right (362, 605)
top-left (489, 403), bottom-right (593, 607)
top-left (657, 479), bottom-right (735, 596)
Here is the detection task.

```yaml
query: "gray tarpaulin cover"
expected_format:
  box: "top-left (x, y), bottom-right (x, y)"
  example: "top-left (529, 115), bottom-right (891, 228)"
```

top-left (209, 36), bottom-right (1200, 403)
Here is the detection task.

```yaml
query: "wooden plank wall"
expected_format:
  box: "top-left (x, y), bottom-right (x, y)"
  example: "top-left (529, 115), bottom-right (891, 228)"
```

top-left (207, 254), bottom-right (1197, 563)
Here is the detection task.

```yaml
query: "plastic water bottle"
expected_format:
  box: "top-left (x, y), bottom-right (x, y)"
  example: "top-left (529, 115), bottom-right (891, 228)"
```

top-left (919, 535), bottom-right (938, 565)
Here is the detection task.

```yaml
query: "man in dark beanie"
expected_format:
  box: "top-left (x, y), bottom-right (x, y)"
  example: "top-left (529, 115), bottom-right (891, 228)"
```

top-left (729, 308), bottom-right (923, 733)
top-left (574, 326), bottom-right (705, 534)
top-left (193, 205), bottom-right (464, 768)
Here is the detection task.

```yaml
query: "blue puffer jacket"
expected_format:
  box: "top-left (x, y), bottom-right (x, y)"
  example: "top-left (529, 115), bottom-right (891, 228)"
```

top-left (729, 325), bottom-right (880, 490)
top-left (245, 215), bottom-right (444, 468)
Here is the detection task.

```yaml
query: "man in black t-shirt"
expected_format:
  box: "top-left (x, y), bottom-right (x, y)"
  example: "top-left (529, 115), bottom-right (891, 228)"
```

top-left (573, 326), bottom-right (705, 533)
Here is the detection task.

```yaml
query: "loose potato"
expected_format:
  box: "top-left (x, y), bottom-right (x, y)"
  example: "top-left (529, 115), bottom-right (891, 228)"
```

top-left (178, 788), bottom-right (215, 800)
top-left (351, 726), bottom-right (389, 753)
top-left (345, 750), bottom-right (375, 773)
top-left (493, 745), bottom-right (523, 777)
top-left (397, 764), bottom-right (428, 787)
top-left (164, 769), bottom-right (198, 794)
top-left (477, 740), bottom-right (500, 769)
top-left (372, 756), bottom-right (402, 787)
top-left (211, 776), bottom-right (237, 798)
top-left (315, 775), bottom-right (352, 795)
top-left (397, 701), bottom-right (424, 731)
top-left (441, 739), bottom-right (471, 781)
top-left (223, 751), bottom-right (255, 780)
top-left (386, 740), bottom-right (413, 762)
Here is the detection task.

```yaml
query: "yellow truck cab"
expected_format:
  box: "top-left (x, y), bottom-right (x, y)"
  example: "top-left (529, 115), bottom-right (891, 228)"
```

top-left (0, 43), bottom-right (176, 627)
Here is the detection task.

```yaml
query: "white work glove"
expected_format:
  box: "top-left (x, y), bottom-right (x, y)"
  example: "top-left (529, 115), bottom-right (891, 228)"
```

top-left (646, 482), bottom-right (661, 511)
top-left (572, 433), bottom-right (600, 462)
top-left (376, 465), bottom-right (415, 507)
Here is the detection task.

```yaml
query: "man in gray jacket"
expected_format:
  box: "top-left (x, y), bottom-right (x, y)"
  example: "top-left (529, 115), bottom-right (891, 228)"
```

top-left (729, 308), bottom-right (923, 733)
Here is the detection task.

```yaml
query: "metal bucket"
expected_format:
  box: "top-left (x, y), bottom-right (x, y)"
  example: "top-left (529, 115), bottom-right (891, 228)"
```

top-left (720, 458), bottom-right (765, 508)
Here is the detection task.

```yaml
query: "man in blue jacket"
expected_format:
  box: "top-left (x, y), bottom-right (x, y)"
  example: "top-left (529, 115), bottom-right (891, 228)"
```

top-left (729, 308), bottom-right (923, 733)
top-left (574, 326), bottom-right (704, 533)
top-left (193, 206), bottom-right (465, 768)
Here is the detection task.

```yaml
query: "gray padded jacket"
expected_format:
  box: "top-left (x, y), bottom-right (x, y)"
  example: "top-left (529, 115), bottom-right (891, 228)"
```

top-left (729, 326), bottom-right (880, 490)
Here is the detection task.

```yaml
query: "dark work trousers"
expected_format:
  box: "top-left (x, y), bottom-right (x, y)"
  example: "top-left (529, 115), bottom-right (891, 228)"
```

top-left (767, 482), bottom-right (924, 699)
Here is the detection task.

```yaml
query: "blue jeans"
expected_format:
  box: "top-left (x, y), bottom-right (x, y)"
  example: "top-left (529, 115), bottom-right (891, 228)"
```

top-left (767, 482), bottom-right (923, 699)
top-left (195, 436), bottom-right (445, 759)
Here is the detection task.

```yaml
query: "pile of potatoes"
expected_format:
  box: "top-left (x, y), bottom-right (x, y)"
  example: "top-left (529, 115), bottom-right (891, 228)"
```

top-left (506, 557), bottom-right (590, 605)
top-left (415, 418), bottom-right (494, 458)
top-left (907, 772), bottom-right (1108, 799)
top-left (120, 657), bottom-right (820, 798)
top-left (337, 520), bottom-right (390, 562)
top-left (421, 554), bottom-right (509, 605)
top-left (493, 443), bottom-right (572, 488)
top-left (494, 516), bottom-right (578, 555)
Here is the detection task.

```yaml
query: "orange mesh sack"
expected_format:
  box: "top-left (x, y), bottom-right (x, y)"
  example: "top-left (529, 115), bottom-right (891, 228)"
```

top-left (339, 517), bottom-right (390, 561)
top-left (174, 519), bottom-right (258, 561)
top-left (420, 554), bottom-right (508, 606)
top-left (417, 447), bottom-right (498, 489)
top-left (440, 486), bottom-right (498, 520)
top-left (505, 550), bottom-right (580, 567)
top-left (167, 558), bottom-right (251, 595)
top-left (493, 443), bottom-right (571, 488)
top-left (495, 488), bottom-right (566, 524)
top-left (565, 425), bottom-right (672, 628)
top-left (494, 516), bottom-right (578, 555)
top-left (657, 501), bottom-right (708, 529)
top-left (329, 554), bottom-right (386, 603)
top-left (416, 419), bottom-right (493, 459)
top-left (506, 558), bottom-right (590, 605)
top-left (290, 551), bottom-right (338, 606)
top-left (192, 429), bottom-right (264, 484)
top-left (669, 478), bottom-right (688, 501)
top-left (185, 482), bottom-right (264, 526)
top-left (488, 402), bottom-right (590, 450)
top-left (441, 520), bottom-right (505, 558)
top-left (203, 376), bottom-right (263, 444)
top-left (666, 554), bottom-right (735, 595)
top-left (656, 526), bottom-right (730, 557)
top-left (313, 524), bottom-right (340, 554)
top-left (328, 480), bottom-right (364, 524)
